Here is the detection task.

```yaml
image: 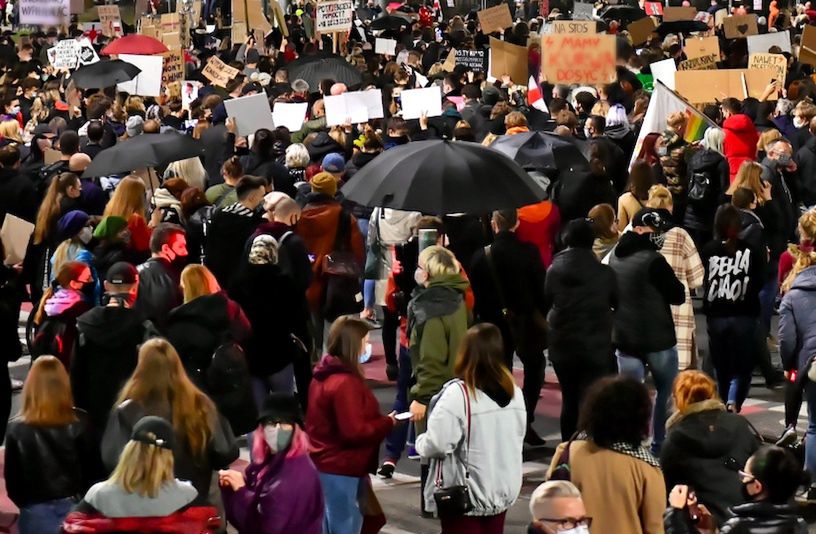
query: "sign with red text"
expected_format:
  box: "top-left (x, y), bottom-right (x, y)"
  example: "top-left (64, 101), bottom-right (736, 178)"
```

top-left (540, 33), bottom-right (616, 85)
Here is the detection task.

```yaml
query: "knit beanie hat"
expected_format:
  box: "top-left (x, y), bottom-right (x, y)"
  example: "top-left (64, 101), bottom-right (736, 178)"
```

top-left (310, 171), bottom-right (338, 197)
top-left (93, 215), bottom-right (128, 241)
top-left (56, 210), bottom-right (90, 243)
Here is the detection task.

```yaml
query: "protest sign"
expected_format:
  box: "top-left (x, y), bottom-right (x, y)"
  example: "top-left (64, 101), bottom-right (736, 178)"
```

top-left (224, 93), bottom-right (274, 137)
top-left (0, 215), bottom-right (34, 266)
top-left (477, 4), bottom-right (512, 33)
top-left (746, 31), bottom-right (792, 54)
top-left (551, 20), bottom-right (595, 34)
top-left (749, 53), bottom-right (787, 87)
top-left (315, 0), bottom-right (354, 33)
top-left (325, 93), bottom-right (368, 126)
top-left (401, 86), bottom-right (442, 120)
top-left (572, 2), bottom-right (593, 19)
top-left (202, 55), bottom-right (239, 87)
top-left (455, 49), bottom-right (488, 72)
top-left (678, 54), bottom-right (717, 70)
top-left (675, 68), bottom-right (777, 102)
top-left (650, 58), bottom-right (677, 90)
top-left (489, 37), bottom-right (528, 85)
top-left (77, 38), bottom-right (99, 66)
top-left (20, 0), bottom-right (68, 25)
top-left (723, 14), bottom-right (758, 39)
top-left (801, 26), bottom-right (816, 66)
top-left (713, 8), bottom-right (727, 26)
top-left (346, 90), bottom-right (384, 120)
top-left (161, 47), bottom-right (184, 87)
top-left (181, 80), bottom-right (200, 109)
top-left (644, 2), bottom-right (663, 16)
top-left (117, 54), bottom-right (163, 97)
top-left (273, 102), bottom-right (308, 131)
top-left (50, 39), bottom-right (80, 69)
top-left (441, 48), bottom-right (456, 71)
top-left (627, 16), bottom-right (655, 45)
top-left (663, 6), bottom-right (696, 22)
top-left (540, 33), bottom-right (615, 86)
top-left (98, 5), bottom-right (121, 37)
top-left (162, 32), bottom-right (182, 48)
top-left (375, 38), bottom-right (397, 55)
top-left (684, 36), bottom-right (719, 59)
top-left (161, 12), bottom-right (181, 34)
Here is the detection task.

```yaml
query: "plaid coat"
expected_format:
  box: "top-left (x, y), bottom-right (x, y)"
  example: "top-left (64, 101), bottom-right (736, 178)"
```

top-left (659, 227), bottom-right (705, 369)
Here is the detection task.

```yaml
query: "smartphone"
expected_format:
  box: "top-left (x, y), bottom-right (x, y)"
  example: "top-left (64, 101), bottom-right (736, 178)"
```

top-left (394, 412), bottom-right (412, 421)
top-left (418, 229), bottom-right (438, 252)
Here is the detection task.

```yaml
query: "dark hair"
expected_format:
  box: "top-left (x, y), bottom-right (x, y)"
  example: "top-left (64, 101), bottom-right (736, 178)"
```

top-left (251, 128), bottom-right (274, 159)
top-left (0, 144), bottom-right (20, 167)
top-left (180, 187), bottom-right (210, 218)
top-left (588, 115), bottom-right (605, 133)
top-left (492, 209), bottom-right (518, 232)
top-left (714, 204), bottom-right (742, 254)
top-left (721, 97), bottom-right (743, 115)
top-left (462, 84), bottom-right (481, 100)
top-left (87, 120), bottom-right (104, 143)
top-left (222, 156), bottom-right (243, 178)
top-left (627, 160), bottom-right (655, 200)
top-left (575, 91), bottom-right (597, 113)
top-left (578, 376), bottom-right (652, 448)
top-left (455, 324), bottom-right (515, 400)
top-left (319, 79), bottom-right (335, 95)
top-left (149, 223), bottom-right (185, 253)
top-left (548, 97), bottom-right (568, 116)
top-left (59, 130), bottom-right (80, 156)
top-left (562, 218), bottom-right (595, 249)
top-left (731, 187), bottom-right (756, 210)
top-left (235, 175), bottom-right (266, 199)
top-left (86, 94), bottom-right (112, 120)
top-left (749, 446), bottom-right (801, 504)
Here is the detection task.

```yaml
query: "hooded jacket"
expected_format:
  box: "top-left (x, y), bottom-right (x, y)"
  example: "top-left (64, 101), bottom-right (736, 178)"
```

top-left (723, 114), bottom-right (759, 182)
top-left (63, 505), bottom-right (219, 533)
top-left (248, 221), bottom-right (312, 294)
top-left (683, 147), bottom-right (730, 231)
top-left (135, 257), bottom-right (182, 328)
top-left (779, 265), bottom-right (816, 371)
top-left (306, 355), bottom-right (394, 476)
top-left (516, 201), bottom-right (561, 268)
top-left (0, 166), bottom-right (36, 224)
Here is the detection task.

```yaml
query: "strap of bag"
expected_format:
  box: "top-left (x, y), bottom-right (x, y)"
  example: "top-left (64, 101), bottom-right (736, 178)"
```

top-left (434, 380), bottom-right (472, 487)
top-left (333, 209), bottom-right (352, 253)
top-left (484, 245), bottom-right (509, 316)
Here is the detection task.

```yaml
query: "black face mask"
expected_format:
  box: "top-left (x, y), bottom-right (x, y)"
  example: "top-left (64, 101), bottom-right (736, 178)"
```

top-left (81, 281), bottom-right (96, 300)
top-left (741, 481), bottom-right (756, 502)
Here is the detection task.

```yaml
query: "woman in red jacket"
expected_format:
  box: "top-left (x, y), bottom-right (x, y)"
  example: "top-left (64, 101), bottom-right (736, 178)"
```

top-left (306, 316), bottom-right (396, 534)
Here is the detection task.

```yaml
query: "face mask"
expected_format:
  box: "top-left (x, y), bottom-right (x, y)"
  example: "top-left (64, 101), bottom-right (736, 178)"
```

top-left (794, 116), bottom-right (806, 129)
top-left (10, 106), bottom-right (19, 115)
top-left (359, 342), bottom-right (372, 364)
top-left (561, 526), bottom-right (590, 534)
top-left (81, 280), bottom-right (95, 300)
top-left (777, 154), bottom-right (792, 166)
top-left (263, 424), bottom-right (294, 454)
top-left (414, 268), bottom-right (426, 286)
top-left (648, 231), bottom-right (667, 249)
top-left (583, 127), bottom-right (592, 138)
top-left (740, 480), bottom-right (757, 501)
top-left (78, 226), bottom-right (93, 244)
top-left (656, 146), bottom-right (667, 156)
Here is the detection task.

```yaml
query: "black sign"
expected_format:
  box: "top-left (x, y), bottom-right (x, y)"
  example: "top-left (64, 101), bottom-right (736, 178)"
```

top-left (455, 49), bottom-right (488, 73)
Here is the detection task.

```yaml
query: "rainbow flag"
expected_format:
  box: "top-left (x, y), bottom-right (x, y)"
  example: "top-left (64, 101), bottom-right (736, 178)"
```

top-left (683, 108), bottom-right (709, 143)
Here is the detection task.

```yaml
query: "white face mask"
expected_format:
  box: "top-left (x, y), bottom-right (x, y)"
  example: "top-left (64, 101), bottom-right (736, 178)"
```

top-left (414, 267), bottom-right (427, 287)
top-left (78, 226), bottom-right (93, 244)
top-left (263, 425), bottom-right (281, 453)
top-left (561, 526), bottom-right (590, 534)
top-left (794, 116), bottom-right (806, 129)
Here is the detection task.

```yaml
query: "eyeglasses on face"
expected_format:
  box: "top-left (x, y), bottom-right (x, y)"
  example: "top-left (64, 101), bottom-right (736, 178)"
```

top-left (536, 516), bottom-right (593, 530)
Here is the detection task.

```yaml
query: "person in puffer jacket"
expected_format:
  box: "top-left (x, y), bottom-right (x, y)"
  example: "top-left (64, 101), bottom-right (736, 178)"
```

top-left (656, 112), bottom-right (690, 220)
top-left (722, 99), bottom-right (759, 183)
top-left (416, 324), bottom-right (525, 531)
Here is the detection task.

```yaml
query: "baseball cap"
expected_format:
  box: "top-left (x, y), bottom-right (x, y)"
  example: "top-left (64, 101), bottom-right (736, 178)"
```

top-left (322, 152), bottom-right (345, 174)
top-left (632, 208), bottom-right (673, 233)
top-left (106, 262), bottom-right (138, 285)
top-left (131, 416), bottom-right (175, 450)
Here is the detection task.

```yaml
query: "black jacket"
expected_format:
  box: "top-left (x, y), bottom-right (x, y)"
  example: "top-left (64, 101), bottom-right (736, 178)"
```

top-left (5, 410), bottom-right (97, 508)
top-left (719, 502), bottom-right (808, 533)
top-left (553, 169), bottom-right (617, 223)
top-left (240, 152), bottom-right (295, 198)
top-left (544, 247), bottom-right (618, 369)
top-left (0, 166), bottom-right (37, 224)
top-left (201, 123), bottom-right (230, 186)
top-left (760, 158), bottom-right (797, 263)
top-left (248, 221), bottom-right (312, 295)
top-left (683, 148), bottom-right (730, 232)
top-left (794, 136), bottom-right (816, 207)
top-left (204, 204), bottom-right (262, 289)
top-left (460, 100), bottom-right (489, 141)
top-left (660, 401), bottom-right (761, 525)
top-left (134, 257), bottom-right (183, 328)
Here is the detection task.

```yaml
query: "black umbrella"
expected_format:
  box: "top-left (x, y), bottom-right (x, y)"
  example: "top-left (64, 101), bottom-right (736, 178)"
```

top-left (655, 20), bottom-right (709, 35)
top-left (489, 131), bottom-right (590, 174)
top-left (83, 131), bottom-right (203, 178)
top-left (70, 59), bottom-right (142, 90)
top-left (599, 5), bottom-right (647, 23)
top-left (340, 140), bottom-right (546, 214)
top-left (287, 54), bottom-right (363, 88)
top-left (369, 14), bottom-right (412, 31)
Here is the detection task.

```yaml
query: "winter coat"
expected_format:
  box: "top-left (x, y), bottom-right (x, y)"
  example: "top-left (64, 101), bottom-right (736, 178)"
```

top-left (201, 123), bottom-right (230, 186)
top-left (240, 152), bottom-right (295, 198)
top-left (62, 506), bottom-right (220, 533)
top-left (516, 201), bottom-right (561, 267)
top-left (364, 208), bottom-right (421, 307)
top-left (760, 157), bottom-right (797, 261)
top-left (657, 130), bottom-right (689, 200)
top-left (164, 292), bottom-right (251, 388)
top-left (0, 166), bottom-right (36, 224)
top-left (134, 257), bottom-right (183, 328)
top-left (36, 287), bottom-right (93, 368)
top-left (77, 479), bottom-right (197, 519)
top-left (701, 238), bottom-right (764, 319)
top-left (152, 188), bottom-right (184, 225)
top-left (183, 205), bottom-right (210, 265)
top-left (738, 209), bottom-right (766, 255)
top-left (794, 136), bottom-right (816, 207)
top-left (723, 114), bottom-right (759, 182)
top-left (101, 399), bottom-right (239, 506)
top-left (779, 265), bottom-right (816, 371)
top-left (204, 203), bottom-right (263, 289)
top-left (248, 221), bottom-right (313, 295)
top-left (545, 247), bottom-right (618, 369)
top-left (683, 148), bottom-right (730, 232)
top-left (718, 502), bottom-right (808, 533)
top-left (5, 409), bottom-right (96, 508)
top-left (416, 379), bottom-right (526, 516)
top-left (306, 355), bottom-right (394, 476)
top-left (660, 400), bottom-right (761, 526)
top-left (221, 451), bottom-right (324, 534)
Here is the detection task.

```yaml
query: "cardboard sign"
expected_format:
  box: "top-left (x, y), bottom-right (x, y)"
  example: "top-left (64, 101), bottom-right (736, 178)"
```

top-left (540, 33), bottom-right (615, 86)
top-left (375, 38), bottom-right (397, 55)
top-left (0, 214), bottom-right (34, 266)
top-left (678, 54), bottom-right (717, 70)
top-left (162, 32), bottom-right (182, 48)
top-left (723, 14), bottom-right (758, 39)
top-left (224, 93), bottom-right (274, 137)
top-left (551, 20), bottom-right (595, 34)
top-left (572, 2), bottom-right (593, 19)
top-left (442, 48), bottom-right (456, 71)
top-left (644, 2), bottom-right (663, 16)
top-left (650, 57), bottom-right (677, 90)
top-left (663, 6), bottom-right (696, 22)
top-left (401, 86), bottom-right (442, 120)
top-left (272, 102), bottom-right (308, 131)
top-left (478, 4), bottom-right (513, 33)
top-left (161, 47), bottom-right (184, 87)
top-left (489, 37), bottom-right (528, 85)
top-left (628, 16), bottom-right (656, 45)
top-left (19, 0), bottom-right (68, 25)
top-left (801, 26), bottom-right (816, 66)
top-left (50, 39), bottom-right (80, 69)
top-left (202, 56), bottom-right (239, 87)
top-left (747, 31), bottom-right (792, 54)
top-left (117, 54), bottom-right (164, 97)
top-left (455, 49), bottom-right (488, 72)
top-left (98, 5), bottom-right (121, 37)
top-left (749, 53), bottom-right (787, 87)
top-left (160, 12), bottom-right (181, 34)
top-left (684, 36), bottom-right (719, 60)
top-left (315, 0), bottom-right (354, 33)
top-left (675, 68), bottom-right (777, 102)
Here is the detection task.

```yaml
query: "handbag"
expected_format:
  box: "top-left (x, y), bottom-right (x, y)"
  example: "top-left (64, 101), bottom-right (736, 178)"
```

top-left (433, 381), bottom-right (474, 517)
top-left (322, 210), bottom-right (363, 320)
top-left (549, 433), bottom-right (578, 481)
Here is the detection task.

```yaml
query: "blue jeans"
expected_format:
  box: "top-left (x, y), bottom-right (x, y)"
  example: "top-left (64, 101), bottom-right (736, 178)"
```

top-left (384, 346), bottom-right (415, 460)
top-left (707, 316), bottom-right (758, 411)
top-left (758, 277), bottom-right (778, 334)
top-left (19, 497), bottom-right (75, 534)
top-left (617, 347), bottom-right (679, 454)
top-left (318, 472), bottom-right (364, 534)
top-left (806, 380), bottom-right (816, 477)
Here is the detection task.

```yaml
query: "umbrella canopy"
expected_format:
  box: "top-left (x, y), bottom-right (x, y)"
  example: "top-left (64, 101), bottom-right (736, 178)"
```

top-left (83, 131), bottom-right (203, 178)
top-left (71, 59), bottom-right (141, 89)
top-left (599, 5), bottom-right (647, 23)
top-left (340, 140), bottom-right (546, 214)
top-left (654, 20), bottom-right (709, 35)
top-left (369, 14), bottom-right (412, 30)
top-left (489, 131), bottom-right (590, 174)
top-left (287, 54), bottom-right (363, 88)
top-left (102, 35), bottom-right (169, 56)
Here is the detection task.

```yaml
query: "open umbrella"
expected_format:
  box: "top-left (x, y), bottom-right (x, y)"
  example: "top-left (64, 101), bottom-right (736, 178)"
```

top-left (489, 131), bottom-right (590, 173)
top-left (102, 35), bottom-right (169, 56)
top-left (599, 5), bottom-right (647, 24)
top-left (71, 59), bottom-right (142, 89)
top-left (287, 53), bottom-right (363, 88)
top-left (369, 14), bottom-right (412, 30)
top-left (83, 131), bottom-right (203, 178)
top-left (654, 20), bottom-right (709, 35)
top-left (340, 140), bottom-right (546, 214)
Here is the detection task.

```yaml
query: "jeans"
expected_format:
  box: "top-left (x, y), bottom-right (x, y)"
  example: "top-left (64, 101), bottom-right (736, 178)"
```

top-left (318, 472), bottom-right (364, 534)
top-left (19, 497), bottom-right (75, 534)
top-left (805, 380), bottom-right (816, 477)
top-left (617, 347), bottom-right (679, 454)
top-left (707, 316), bottom-right (758, 411)
top-left (363, 279), bottom-right (376, 310)
top-left (384, 346), bottom-right (415, 460)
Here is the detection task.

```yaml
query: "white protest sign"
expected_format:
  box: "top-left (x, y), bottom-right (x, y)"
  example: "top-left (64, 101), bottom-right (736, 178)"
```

top-left (346, 89), bottom-right (384, 120)
top-left (77, 38), bottom-right (99, 66)
top-left (20, 0), bottom-right (68, 25)
top-left (401, 86), bottom-right (442, 120)
top-left (325, 93), bottom-right (368, 126)
top-left (375, 38), bottom-right (397, 55)
top-left (117, 54), bottom-right (164, 97)
top-left (650, 58), bottom-right (677, 90)
top-left (316, 0), bottom-right (354, 33)
top-left (224, 93), bottom-right (274, 137)
top-left (746, 31), bottom-right (792, 54)
top-left (50, 39), bottom-right (80, 69)
top-left (273, 102), bottom-right (309, 131)
top-left (181, 80), bottom-right (201, 110)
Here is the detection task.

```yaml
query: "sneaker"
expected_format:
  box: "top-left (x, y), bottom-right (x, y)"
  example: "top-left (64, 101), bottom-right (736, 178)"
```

top-left (385, 364), bottom-right (398, 381)
top-left (524, 426), bottom-right (547, 447)
top-left (776, 426), bottom-right (798, 448)
top-left (407, 446), bottom-right (420, 460)
top-left (377, 460), bottom-right (396, 479)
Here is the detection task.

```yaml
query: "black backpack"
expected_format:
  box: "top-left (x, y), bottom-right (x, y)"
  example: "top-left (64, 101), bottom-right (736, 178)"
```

top-left (687, 170), bottom-right (711, 204)
top-left (206, 342), bottom-right (257, 436)
top-left (30, 316), bottom-right (72, 365)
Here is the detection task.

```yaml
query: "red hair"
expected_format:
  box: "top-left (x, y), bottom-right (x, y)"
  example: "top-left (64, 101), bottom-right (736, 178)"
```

top-left (673, 370), bottom-right (720, 413)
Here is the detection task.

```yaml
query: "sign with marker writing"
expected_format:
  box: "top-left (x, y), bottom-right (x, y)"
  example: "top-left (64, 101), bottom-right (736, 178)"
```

top-left (540, 33), bottom-right (616, 85)
top-left (316, 0), bottom-right (354, 33)
top-left (455, 49), bottom-right (488, 72)
top-left (19, 0), bottom-right (68, 25)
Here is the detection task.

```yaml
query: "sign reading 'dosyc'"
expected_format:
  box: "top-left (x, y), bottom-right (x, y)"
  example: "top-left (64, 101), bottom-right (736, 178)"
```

top-left (540, 33), bottom-right (616, 86)
top-left (20, 0), bottom-right (68, 25)
top-left (316, 0), bottom-right (354, 33)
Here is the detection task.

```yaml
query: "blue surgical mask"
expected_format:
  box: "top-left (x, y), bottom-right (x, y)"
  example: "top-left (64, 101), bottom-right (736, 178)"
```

top-left (263, 424), bottom-right (294, 454)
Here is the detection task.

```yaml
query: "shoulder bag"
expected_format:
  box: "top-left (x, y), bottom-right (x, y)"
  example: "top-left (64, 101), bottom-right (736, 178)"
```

top-left (433, 381), bottom-right (474, 517)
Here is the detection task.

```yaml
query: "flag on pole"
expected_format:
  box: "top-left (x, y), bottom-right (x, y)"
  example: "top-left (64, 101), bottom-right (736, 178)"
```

top-left (527, 76), bottom-right (547, 112)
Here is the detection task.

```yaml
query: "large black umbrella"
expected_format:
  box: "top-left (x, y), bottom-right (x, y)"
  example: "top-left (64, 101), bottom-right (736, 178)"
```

top-left (287, 54), bottom-right (363, 88)
top-left (71, 59), bottom-right (141, 90)
top-left (655, 20), bottom-right (709, 35)
top-left (340, 140), bottom-right (546, 214)
top-left (489, 131), bottom-right (590, 174)
top-left (599, 5), bottom-right (647, 24)
top-left (369, 14), bottom-right (412, 31)
top-left (83, 131), bottom-right (203, 178)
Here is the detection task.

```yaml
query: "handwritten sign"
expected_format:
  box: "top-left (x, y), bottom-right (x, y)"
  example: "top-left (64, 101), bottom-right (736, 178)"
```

top-left (684, 36), bottom-right (720, 59)
top-left (551, 20), bottom-right (595, 34)
top-left (160, 12), bottom-right (181, 34)
top-left (98, 5), bottom-right (121, 37)
top-left (455, 49), bottom-right (488, 72)
top-left (202, 55), bottom-right (239, 87)
top-left (162, 47), bottom-right (184, 87)
top-left (50, 39), bottom-right (80, 69)
top-left (540, 33), bottom-right (616, 86)
top-left (723, 14), bottom-right (758, 39)
top-left (678, 54), bottom-right (717, 70)
top-left (675, 68), bottom-right (777, 103)
top-left (19, 0), bottom-right (68, 25)
top-left (748, 53), bottom-right (787, 87)
top-left (477, 4), bottom-right (513, 34)
top-left (315, 0), bottom-right (354, 33)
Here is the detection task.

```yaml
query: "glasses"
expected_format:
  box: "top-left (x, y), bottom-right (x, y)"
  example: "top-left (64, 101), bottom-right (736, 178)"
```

top-left (738, 470), bottom-right (756, 482)
top-left (537, 517), bottom-right (593, 530)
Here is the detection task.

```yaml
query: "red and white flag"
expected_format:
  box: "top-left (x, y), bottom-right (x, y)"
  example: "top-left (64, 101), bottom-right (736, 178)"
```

top-left (527, 76), bottom-right (547, 113)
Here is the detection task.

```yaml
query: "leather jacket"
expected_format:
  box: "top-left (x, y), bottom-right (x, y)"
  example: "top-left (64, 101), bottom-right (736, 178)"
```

top-left (720, 502), bottom-right (808, 534)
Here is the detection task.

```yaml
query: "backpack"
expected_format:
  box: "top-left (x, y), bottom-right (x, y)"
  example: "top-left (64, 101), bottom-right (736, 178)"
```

top-left (206, 342), bottom-right (258, 435)
top-left (687, 171), bottom-right (711, 204)
top-left (30, 316), bottom-right (73, 367)
top-left (35, 161), bottom-right (66, 199)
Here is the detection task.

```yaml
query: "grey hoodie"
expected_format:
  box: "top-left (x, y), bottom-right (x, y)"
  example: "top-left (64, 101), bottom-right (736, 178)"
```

top-left (84, 479), bottom-right (197, 518)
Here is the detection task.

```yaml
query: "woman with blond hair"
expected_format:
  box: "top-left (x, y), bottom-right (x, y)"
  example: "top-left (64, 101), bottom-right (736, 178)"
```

top-left (726, 160), bottom-right (771, 203)
top-left (101, 338), bottom-right (239, 506)
top-left (588, 203), bottom-right (619, 259)
top-left (103, 176), bottom-right (151, 254)
top-left (5, 356), bottom-right (96, 533)
top-left (660, 370), bottom-right (760, 526)
top-left (164, 157), bottom-right (208, 191)
top-left (417, 324), bottom-right (526, 532)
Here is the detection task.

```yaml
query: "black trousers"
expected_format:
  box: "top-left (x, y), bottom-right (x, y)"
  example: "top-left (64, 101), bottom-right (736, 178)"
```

top-left (552, 356), bottom-right (615, 442)
top-left (501, 327), bottom-right (545, 426)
